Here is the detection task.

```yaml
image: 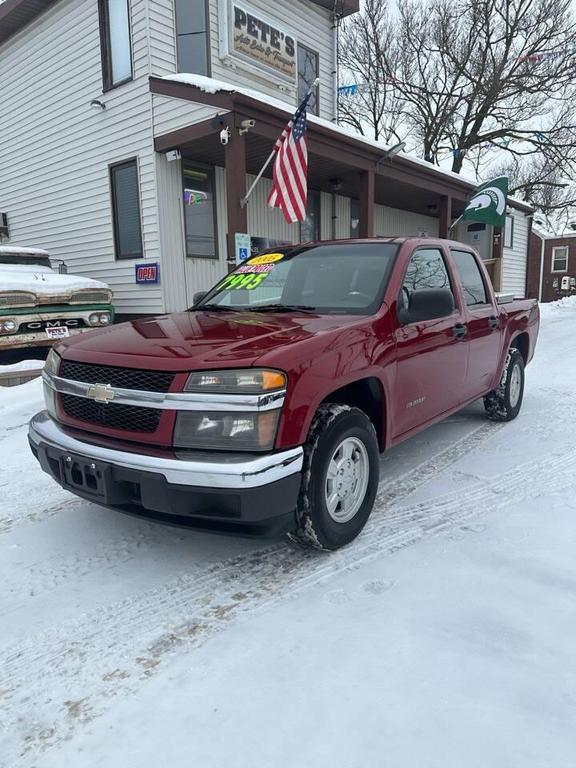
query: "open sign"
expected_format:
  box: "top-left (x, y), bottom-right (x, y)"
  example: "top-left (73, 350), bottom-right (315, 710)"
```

top-left (135, 263), bottom-right (160, 284)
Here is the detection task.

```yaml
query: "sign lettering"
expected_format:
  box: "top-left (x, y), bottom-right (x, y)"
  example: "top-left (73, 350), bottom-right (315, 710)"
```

top-left (135, 263), bottom-right (160, 284)
top-left (231, 3), bottom-right (296, 80)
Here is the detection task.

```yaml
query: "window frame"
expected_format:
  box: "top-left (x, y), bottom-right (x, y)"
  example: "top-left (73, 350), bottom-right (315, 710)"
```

top-left (398, 246), bottom-right (457, 323)
top-left (450, 248), bottom-right (491, 308)
top-left (551, 245), bottom-right (569, 273)
top-left (174, 0), bottom-right (211, 76)
top-left (181, 162), bottom-right (218, 260)
top-left (504, 214), bottom-right (514, 249)
top-left (109, 157), bottom-right (144, 261)
top-left (297, 42), bottom-right (320, 116)
top-left (98, 0), bottom-right (134, 92)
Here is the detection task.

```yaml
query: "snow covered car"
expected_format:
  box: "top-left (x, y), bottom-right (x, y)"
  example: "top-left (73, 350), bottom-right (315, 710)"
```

top-left (0, 246), bottom-right (114, 352)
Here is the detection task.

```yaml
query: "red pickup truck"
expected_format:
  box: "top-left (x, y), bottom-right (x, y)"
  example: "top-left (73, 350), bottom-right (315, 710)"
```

top-left (29, 238), bottom-right (539, 550)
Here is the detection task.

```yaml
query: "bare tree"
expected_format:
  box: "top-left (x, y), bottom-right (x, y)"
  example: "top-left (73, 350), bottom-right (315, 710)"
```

top-left (337, 0), bottom-right (407, 143)
top-left (338, 0), bottom-right (576, 222)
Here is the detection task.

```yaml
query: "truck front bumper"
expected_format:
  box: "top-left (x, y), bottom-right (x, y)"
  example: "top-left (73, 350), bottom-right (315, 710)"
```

top-left (28, 411), bottom-right (303, 536)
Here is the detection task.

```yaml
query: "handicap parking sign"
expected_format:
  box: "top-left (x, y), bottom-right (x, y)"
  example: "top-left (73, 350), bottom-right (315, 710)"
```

top-left (235, 233), bottom-right (251, 265)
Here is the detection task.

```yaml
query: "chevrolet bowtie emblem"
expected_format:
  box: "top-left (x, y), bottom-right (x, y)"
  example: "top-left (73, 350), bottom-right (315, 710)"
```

top-left (87, 383), bottom-right (115, 403)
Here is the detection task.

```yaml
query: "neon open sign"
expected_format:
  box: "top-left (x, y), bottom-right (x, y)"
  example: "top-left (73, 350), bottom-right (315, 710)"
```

top-left (135, 263), bottom-right (160, 284)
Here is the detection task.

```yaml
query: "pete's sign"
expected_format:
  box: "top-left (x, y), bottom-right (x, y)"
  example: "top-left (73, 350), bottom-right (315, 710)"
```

top-left (231, 4), bottom-right (296, 80)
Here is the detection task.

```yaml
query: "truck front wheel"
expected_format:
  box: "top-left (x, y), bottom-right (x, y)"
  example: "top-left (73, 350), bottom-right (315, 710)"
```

top-left (292, 404), bottom-right (380, 550)
top-left (484, 347), bottom-right (525, 422)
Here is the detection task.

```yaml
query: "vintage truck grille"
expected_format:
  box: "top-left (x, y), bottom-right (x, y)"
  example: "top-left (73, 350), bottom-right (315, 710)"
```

top-left (60, 360), bottom-right (174, 392)
top-left (60, 394), bottom-right (161, 433)
top-left (20, 318), bottom-right (86, 333)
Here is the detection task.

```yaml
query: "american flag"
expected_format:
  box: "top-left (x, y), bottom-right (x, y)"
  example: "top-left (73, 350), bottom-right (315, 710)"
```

top-left (267, 92), bottom-right (312, 223)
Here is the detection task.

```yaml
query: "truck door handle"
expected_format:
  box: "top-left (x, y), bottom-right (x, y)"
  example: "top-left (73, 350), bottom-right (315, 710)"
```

top-left (453, 322), bottom-right (467, 339)
top-left (488, 315), bottom-right (499, 329)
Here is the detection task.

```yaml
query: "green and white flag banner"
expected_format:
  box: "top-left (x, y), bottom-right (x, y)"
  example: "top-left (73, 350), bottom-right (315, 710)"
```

top-left (462, 176), bottom-right (509, 227)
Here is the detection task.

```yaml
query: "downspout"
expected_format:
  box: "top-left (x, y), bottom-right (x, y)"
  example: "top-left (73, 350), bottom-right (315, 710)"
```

top-left (332, 6), bottom-right (341, 123)
top-left (538, 235), bottom-right (545, 302)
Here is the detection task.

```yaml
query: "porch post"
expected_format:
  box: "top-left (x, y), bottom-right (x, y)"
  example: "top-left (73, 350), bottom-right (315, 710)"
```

top-left (359, 169), bottom-right (375, 238)
top-left (439, 195), bottom-right (452, 238)
top-left (225, 121), bottom-right (247, 271)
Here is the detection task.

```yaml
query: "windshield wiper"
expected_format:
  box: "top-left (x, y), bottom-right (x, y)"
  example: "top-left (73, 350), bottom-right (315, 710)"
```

top-left (191, 304), bottom-right (243, 312)
top-left (246, 304), bottom-right (318, 314)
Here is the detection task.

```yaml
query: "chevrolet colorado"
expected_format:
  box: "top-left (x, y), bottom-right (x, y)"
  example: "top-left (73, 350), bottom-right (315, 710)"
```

top-left (29, 238), bottom-right (539, 550)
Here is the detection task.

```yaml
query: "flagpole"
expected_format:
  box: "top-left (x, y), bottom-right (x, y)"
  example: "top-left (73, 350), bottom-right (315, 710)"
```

top-left (240, 77), bottom-right (320, 209)
top-left (449, 214), bottom-right (463, 232)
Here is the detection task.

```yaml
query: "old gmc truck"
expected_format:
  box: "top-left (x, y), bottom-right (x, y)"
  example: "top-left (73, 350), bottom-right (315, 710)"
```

top-left (29, 238), bottom-right (539, 550)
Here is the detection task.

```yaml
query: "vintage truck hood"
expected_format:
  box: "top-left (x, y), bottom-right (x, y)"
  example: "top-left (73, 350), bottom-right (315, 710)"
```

top-left (55, 310), bottom-right (360, 371)
top-left (1, 264), bottom-right (110, 297)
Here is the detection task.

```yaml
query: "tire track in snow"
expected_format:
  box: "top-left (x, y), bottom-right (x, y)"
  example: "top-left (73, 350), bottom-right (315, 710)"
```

top-left (0, 421), bottom-right (502, 604)
top-left (1, 438), bottom-right (572, 766)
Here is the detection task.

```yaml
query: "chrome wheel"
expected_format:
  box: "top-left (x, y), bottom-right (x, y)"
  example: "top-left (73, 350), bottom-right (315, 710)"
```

top-left (325, 436), bottom-right (370, 523)
top-left (509, 362), bottom-right (522, 408)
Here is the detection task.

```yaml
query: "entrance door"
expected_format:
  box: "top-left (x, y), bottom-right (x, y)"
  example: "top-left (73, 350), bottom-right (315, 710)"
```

top-left (392, 247), bottom-right (468, 439)
top-left (450, 248), bottom-right (502, 399)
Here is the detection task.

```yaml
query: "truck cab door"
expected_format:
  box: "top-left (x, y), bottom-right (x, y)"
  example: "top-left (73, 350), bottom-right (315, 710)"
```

top-left (450, 249), bottom-right (502, 399)
top-left (392, 247), bottom-right (468, 440)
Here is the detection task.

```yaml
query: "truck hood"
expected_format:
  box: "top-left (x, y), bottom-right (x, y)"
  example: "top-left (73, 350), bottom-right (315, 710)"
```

top-left (56, 310), bottom-right (361, 371)
top-left (1, 264), bottom-right (110, 297)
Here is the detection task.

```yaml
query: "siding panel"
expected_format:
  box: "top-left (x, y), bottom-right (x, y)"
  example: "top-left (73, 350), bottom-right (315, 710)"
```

top-left (0, 0), bottom-right (164, 315)
top-left (374, 206), bottom-right (439, 237)
top-left (501, 211), bottom-right (528, 297)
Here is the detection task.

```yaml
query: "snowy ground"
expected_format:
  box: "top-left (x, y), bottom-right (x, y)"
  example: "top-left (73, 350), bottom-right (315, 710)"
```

top-left (1, 303), bottom-right (576, 767)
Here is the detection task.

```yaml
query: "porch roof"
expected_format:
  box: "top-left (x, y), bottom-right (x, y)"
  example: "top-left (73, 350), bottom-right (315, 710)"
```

top-left (150, 74), bottom-right (534, 217)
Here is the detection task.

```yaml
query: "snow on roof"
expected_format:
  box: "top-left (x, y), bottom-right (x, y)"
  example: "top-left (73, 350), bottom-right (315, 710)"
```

top-left (161, 73), bottom-right (533, 212)
top-left (0, 245), bottom-right (50, 256)
top-left (532, 226), bottom-right (576, 240)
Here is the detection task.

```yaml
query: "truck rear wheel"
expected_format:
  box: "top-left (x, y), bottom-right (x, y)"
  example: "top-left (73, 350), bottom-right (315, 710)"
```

top-left (484, 348), bottom-right (525, 422)
top-left (292, 404), bottom-right (380, 550)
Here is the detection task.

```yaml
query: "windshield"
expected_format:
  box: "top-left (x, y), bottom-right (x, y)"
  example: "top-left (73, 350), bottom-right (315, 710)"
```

top-left (0, 253), bottom-right (52, 268)
top-left (195, 243), bottom-right (399, 315)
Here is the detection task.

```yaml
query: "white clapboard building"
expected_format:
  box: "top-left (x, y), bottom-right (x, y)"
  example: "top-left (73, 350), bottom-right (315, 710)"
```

top-left (0, 0), bottom-right (533, 317)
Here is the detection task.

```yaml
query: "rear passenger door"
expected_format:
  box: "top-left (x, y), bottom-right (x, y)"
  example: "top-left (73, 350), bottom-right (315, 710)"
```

top-left (392, 247), bottom-right (468, 439)
top-left (450, 249), bottom-right (502, 399)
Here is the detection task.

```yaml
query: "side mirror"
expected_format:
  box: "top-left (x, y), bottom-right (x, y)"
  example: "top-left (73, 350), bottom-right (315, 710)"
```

top-left (399, 288), bottom-right (454, 325)
top-left (193, 291), bottom-right (207, 306)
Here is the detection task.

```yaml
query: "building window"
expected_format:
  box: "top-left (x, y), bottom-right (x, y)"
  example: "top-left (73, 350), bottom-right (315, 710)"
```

top-left (175, 0), bottom-right (209, 75)
top-left (298, 44), bottom-right (319, 115)
top-left (183, 165), bottom-right (217, 259)
top-left (350, 199), bottom-right (360, 238)
top-left (552, 246), bottom-right (569, 273)
top-left (300, 191), bottom-right (321, 242)
top-left (451, 249), bottom-right (489, 306)
top-left (110, 159), bottom-right (143, 260)
top-left (98, 0), bottom-right (133, 91)
top-left (504, 214), bottom-right (514, 249)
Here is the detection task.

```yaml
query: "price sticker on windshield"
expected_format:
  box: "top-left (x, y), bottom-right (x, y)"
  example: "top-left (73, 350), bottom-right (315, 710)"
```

top-left (247, 253), bottom-right (284, 265)
top-left (217, 272), bottom-right (270, 291)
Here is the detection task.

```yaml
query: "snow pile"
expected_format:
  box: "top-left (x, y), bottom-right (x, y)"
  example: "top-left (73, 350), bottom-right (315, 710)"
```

top-left (0, 375), bottom-right (43, 414)
top-left (1, 264), bottom-right (110, 296)
top-left (0, 245), bottom-right (50, 257)
top-left (0, 359), bottom-right (45, 373)
top-left (539, 295), bottom-right (576, 320)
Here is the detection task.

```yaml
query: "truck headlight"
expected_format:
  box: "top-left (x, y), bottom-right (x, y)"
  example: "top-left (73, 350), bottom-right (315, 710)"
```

top-left (184, 368), bottom-right (286, 394)
top-left (89, 312), bottom-right (111, 326)
top-left (174, 410), bottom-right (281, 452)
top-left (43, 349), bottom-right (61, 419)
top-left (0, 318), bottom-right (17, 334)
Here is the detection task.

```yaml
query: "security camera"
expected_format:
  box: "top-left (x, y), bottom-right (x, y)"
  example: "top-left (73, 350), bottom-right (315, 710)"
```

top-left (220, 127), bottom-right (231, 145)
top-left (239, 118), bottom-right (256, 135)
